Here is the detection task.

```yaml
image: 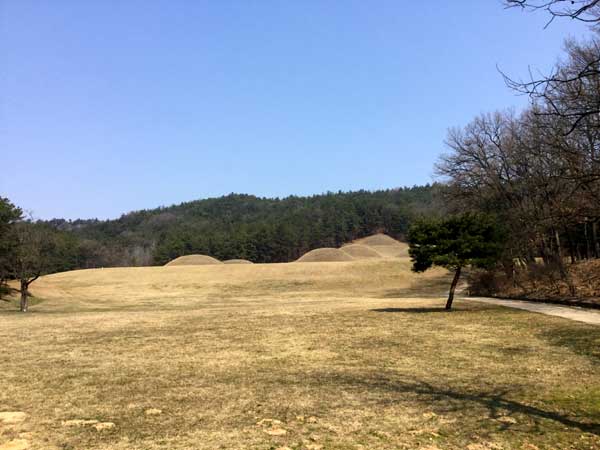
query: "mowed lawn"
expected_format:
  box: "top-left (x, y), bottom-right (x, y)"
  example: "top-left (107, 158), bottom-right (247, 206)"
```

top-left (1, 260), bottom-right (599, 450)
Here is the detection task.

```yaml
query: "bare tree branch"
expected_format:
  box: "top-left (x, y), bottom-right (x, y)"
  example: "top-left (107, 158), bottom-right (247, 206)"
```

top-left (500, 38), bottom-right (600, 135)
top-left (505, 0), bottom-right (600, 26)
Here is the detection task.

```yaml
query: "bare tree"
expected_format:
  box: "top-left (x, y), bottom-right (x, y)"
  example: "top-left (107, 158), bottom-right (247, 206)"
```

top-left (437, 104), bottom-right (600, 294)
top-left (436, 1), bottom-right (600, 298)
top-left (503, 3), bottom-right (600, 135)
top-left (503, 37), bottom-right (600, 135)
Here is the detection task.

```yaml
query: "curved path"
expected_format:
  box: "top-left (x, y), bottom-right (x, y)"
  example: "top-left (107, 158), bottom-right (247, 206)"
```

top-left (464, 297), bottom-right (600, 326)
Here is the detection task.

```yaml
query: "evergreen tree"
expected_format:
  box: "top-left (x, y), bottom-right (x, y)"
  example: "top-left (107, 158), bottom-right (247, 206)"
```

top-left (408, 213), bottom-right (504, 310)
top-left (0, 197), bottom-right (23, 297)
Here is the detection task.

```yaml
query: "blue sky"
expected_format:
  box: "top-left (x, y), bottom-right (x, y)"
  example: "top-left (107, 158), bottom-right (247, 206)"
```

top-left (0, 1), bottom-right (591, 219)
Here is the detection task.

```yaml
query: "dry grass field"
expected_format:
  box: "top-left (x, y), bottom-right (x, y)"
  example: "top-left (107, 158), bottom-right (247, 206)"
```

top-left (1, 259), bottom-right (599, 449)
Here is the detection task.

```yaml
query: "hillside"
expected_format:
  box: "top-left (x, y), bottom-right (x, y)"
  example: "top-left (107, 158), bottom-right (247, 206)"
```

top-left (45, 185), bottom-right (441, 269)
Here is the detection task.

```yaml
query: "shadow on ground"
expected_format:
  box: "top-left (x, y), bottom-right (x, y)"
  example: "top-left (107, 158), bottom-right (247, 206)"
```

top-left (539, 324), bottom-right (600, 362)
top-left (378, 277), bottom-right (452, 299)
top-left (371, 307), bottom-right (450, 314)
top-left (301, 371), bottom-right (600, 436)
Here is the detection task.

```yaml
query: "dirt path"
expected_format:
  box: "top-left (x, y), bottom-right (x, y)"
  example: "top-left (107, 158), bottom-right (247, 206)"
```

top-left (464, 297), bottom-right (600, 326)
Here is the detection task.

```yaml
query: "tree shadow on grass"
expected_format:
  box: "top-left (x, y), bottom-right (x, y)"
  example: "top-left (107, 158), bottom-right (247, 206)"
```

top-left (399, 379), bottom-right (599, 435)
top-left (371, 307), bottom-right (451, 314)
top-left (539, 324), bottom-right (600, 363)
top-left (379, 277), bottom-right (452, 299)
top-left (302, 371), bottom-right (600, 435)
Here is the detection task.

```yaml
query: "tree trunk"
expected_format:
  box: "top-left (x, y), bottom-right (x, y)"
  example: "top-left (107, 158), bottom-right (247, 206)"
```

top-left (584, 220), bottom-right (591, 260)
top-left (554, 229), bottom-right (563, 261)
top-left (555, 253), bottom-right (576, 297)
top-left (446, 266), bottom-right (462, 310)
top-left (540, 235), bottom-right (550, 265)
top-left (593, 221), bottom-right (599, 258)
top-left (553, 229), bottom-right (576, 296)
top-left (20, 279), bottom-right (28, 313)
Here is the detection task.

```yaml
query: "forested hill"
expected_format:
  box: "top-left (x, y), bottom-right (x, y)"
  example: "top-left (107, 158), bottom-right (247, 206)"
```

top-left (46, 185), bottom-right (441, 268)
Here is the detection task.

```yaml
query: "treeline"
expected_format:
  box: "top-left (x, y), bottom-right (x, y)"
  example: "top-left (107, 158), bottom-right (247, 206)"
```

top-left (43, 185), bottom-right (440, 267)
top-left (438, 29), bottom-right (600, 295)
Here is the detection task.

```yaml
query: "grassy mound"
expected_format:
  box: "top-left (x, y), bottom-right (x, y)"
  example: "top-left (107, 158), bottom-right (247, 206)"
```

top-left (340, 244), bottom-right (382, 259)
top-left (354, 233), bottom-right (400, 246)
top-left (296, 248), bottom-right (355, 262)
top-left (165, 255), bottom-right (223, 266)
top-left (223, 259), bottom-right (254, 264)
top-left (353, 233), bottom-right (409, 258)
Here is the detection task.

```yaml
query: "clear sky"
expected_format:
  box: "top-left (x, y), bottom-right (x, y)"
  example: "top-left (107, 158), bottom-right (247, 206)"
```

top-left (0, 1), bottom-right (591, 220)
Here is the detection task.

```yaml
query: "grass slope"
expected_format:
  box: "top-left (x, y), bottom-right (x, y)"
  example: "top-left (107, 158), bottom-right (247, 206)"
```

top-left (0, 259), bottom-right (599, 449)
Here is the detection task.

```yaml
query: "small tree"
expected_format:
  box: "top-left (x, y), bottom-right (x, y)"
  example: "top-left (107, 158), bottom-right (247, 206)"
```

top-left (408, 213), bottom-right (504, 310)
top-left (11, 221), bottom-right (57, 312)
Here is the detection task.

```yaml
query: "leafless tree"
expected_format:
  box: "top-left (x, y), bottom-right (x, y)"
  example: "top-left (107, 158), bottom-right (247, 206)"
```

top-left (437, 104), bottom-right (600, 294)
top-left (503, 3), bottom-right (600, 135)
top-left (505, 1), bottom-right (600, 26)
top-left (436, 1), bottom-right (600, 297)
top-left (503, 37), bottom-right (600, 135)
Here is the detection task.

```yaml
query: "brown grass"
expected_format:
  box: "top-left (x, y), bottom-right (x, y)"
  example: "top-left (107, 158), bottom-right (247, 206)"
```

top-left (0, 259), bottom-right (599, 449)
top-left (164, 255), bottom-right (222, 266)
top-left (223, 259), bottom-right (254, 264)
